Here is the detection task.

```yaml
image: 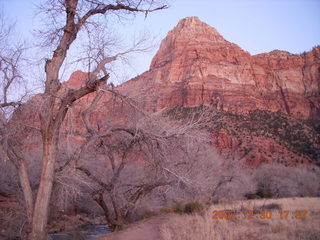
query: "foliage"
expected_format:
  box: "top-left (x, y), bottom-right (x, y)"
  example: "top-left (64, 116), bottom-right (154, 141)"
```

top-left (165, 107), bottom-right (320, 165)
top-left (254, 183), bottom-right (274, 199)
top-left (253, 164), bottom-right (320, 198)
top-left (184, 201), bottom-right (204, 214)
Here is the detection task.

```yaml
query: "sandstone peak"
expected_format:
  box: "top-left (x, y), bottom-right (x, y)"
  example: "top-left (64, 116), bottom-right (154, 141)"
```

top-left (173, 16), bottom-right (222, 39)
top-left (150, 17), bottom-right (229, 69)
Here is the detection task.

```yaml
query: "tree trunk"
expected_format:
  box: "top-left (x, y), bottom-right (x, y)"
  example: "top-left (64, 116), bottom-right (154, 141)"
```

top-left (18, 160), bottom-right (34, 224)
top-left (28, 134), bottom-right (57, 240)
top-left (94, 192), bottom-right (122, 231)
top-left (5, 138), bottom-right (34, 227)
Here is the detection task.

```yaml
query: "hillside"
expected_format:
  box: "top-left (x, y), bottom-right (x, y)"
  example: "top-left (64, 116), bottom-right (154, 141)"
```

top-left (119, 17), bottom-right (320, 166)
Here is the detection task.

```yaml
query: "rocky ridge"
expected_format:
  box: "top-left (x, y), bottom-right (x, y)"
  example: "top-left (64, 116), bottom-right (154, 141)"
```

top-left (123, 17), bottom-right (320, 119)
top-left (121, 17), bottom-right (320, 166)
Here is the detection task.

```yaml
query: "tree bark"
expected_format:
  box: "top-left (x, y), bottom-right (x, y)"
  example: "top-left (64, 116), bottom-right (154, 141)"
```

top-left (5, 138), bottom-right (34, 226)
top-left (93, 192), bottom-right (115, 227)
top-left (18, 160), bottom-right (34, 225)
top-left (28, 134), bottom-right (58, 240)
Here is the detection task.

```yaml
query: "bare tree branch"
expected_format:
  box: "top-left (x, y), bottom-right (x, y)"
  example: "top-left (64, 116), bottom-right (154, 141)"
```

top-left (79, 2), bottom-right (168, 26)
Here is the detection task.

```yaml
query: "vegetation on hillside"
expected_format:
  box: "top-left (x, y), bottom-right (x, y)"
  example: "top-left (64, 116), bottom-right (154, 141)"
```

top-left (165, 106), bottom-right (320, 165)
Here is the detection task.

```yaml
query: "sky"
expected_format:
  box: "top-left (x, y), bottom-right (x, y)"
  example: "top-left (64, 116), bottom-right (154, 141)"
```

top-left (1, 0), bottom-right (320, 83)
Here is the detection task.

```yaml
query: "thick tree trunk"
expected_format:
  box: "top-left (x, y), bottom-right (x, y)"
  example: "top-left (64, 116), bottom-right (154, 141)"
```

top-left (28, 135), bottom-right (57, 240)
top-left (93, 192), bottom-right (122, 231)
top-left (18, 160), bottom-right (34, 224)
top-left (6, 138), bottom-right (35, 227)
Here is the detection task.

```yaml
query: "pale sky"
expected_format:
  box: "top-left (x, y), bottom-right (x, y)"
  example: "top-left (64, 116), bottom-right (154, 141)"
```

top-left (1, 0), bottom-right (320, 83)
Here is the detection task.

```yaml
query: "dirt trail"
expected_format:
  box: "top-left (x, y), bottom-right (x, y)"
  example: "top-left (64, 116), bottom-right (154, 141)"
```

top-left (97, 214), bottom-right (170, 240)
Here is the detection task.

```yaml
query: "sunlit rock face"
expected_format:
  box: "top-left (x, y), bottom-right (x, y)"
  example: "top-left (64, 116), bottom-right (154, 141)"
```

top-left (118, 17), bottom-right (320, 166)
top-left (123, 17), bottom-right (320, 119)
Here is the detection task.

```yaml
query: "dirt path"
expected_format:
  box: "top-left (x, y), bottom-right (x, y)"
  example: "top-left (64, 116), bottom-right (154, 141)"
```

top-left (96, 214), bottom-right (170, 240)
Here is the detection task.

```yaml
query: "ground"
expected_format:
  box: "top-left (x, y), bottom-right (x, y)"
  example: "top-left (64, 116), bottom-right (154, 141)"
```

top-left (97, 214), bottom-right (171, 240)
top-left (97, 197), bottom-right (320, 240)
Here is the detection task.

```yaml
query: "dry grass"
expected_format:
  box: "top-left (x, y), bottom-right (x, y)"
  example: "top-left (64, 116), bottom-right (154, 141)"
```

top-left (160, 197), bottom-right (320, 240)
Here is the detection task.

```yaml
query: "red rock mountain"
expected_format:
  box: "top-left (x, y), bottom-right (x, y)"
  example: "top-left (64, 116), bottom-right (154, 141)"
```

top-left (14, 17), bottom-right (320, 167)
top-left (122, 17), bottom-right (320, 119)
top-left (119, 17), bottom-right (320, 166)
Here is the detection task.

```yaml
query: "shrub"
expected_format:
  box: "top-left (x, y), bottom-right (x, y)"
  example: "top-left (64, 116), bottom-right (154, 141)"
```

top-left (245, 193), bottom-right (261, 200)
top-left (259, 203), bottom-right (281, 210)
top-left (184, 202), bottom-right (204, 214)
top-left (211, 167), bottom-right (256, 201)
top-left (255, 183), bottom-right (274, 198)
top-left (253, 164), bottom-right (320, 198)
top-left (174, 205), bottom-right (184, 214)
top-left (160, 207), bottom-right (174, 214)
top-left (160, 205), bottom-right (184, 214)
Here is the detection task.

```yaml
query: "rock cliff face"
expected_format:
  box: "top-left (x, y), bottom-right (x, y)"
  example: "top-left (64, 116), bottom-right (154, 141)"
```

top-left (119, 17), bottom-right (320, 166)
top-left (123, 17), bottom-right (320, 119)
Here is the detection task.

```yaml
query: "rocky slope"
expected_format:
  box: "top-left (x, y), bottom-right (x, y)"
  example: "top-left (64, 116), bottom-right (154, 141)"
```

top-left (120, 17), bottom-right (320, 166)
top-left (164, 106), bottom-right (319, 166)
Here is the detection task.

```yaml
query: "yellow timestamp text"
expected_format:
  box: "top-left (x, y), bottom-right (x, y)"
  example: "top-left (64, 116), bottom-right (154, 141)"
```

top-left (211, 210), bottom-right (308, 220)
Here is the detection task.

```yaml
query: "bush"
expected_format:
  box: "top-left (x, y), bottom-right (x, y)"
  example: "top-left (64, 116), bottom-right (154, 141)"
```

top-left (174, 205), bottom-right (184, 214)
top-left (255, 183), bottom-right (274, 198)
top-left (259, 203), bottom-right (281, 210)
top-left (244, 193), bottom-right (261, 200)
top-left (160, 207), bottom-right (174, 214)
top-left (211, 167), bottom-right (256, 201)
top-left (253, 164), bottom-right (320, 198)
top-left (160, 205), bottom-right (184, 214)
top-left (184, 202), bottom-right (204, 214)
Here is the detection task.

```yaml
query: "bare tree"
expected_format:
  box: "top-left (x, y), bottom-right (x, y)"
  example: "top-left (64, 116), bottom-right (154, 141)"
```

top-left (53, 87), bottom-right (208, 230)
top-left (253, 164), bottom-right (320, 198)
top-left (0, 14), bottom-right (28, 112)
top-left (27, 1), bottom-right (168, 239)
top-left (1, 101), bottom-right (44, 230)
top-left (0, 12), bottom-right (35, 231)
